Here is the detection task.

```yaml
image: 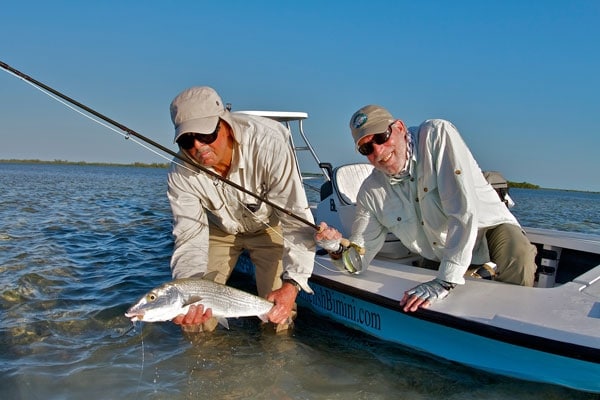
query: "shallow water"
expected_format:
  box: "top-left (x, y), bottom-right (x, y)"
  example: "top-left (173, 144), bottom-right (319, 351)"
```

top-left (0, 163), bottom-right (598, 400)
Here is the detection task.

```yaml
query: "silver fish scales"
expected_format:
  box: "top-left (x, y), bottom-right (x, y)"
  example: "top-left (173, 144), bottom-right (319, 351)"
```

top-left (125, 278), bottom-right (274, 328)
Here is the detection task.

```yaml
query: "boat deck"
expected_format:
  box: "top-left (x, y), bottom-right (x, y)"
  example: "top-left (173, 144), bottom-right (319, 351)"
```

top-left (312, 254), bottom-right (600, 349)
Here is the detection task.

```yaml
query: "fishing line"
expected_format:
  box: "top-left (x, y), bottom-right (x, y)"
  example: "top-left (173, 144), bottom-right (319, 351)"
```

top-left (218, 182), bottom-right (341, 274)
top-left (135, 323), bottom-right (145, 398)
top-left (1, 60), bottom-right (355, 274)
top-left (1, 63), bottom-right (203, 177)
top-left (0, 61), bottom-right (318, 230)
top-left (24, 66), bottom-right (324, 268)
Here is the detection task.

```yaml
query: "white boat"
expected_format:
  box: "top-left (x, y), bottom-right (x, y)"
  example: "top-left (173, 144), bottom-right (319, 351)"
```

top-left (237, 110), bottom-right (600, 393)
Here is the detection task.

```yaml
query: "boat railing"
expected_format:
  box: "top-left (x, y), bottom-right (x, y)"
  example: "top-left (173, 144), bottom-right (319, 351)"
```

top-left (233, 111), bottom-right (331, 189)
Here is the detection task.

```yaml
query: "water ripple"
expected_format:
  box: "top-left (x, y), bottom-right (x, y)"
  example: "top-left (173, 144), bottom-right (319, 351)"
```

top-left (0, 163), bottom-right (597, 400)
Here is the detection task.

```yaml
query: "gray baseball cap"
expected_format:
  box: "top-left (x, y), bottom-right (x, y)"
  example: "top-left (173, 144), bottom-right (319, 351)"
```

top-left (170, 86), bottom-right (232, 143)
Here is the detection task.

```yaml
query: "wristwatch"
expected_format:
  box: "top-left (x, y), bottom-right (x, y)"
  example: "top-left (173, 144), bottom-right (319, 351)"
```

top-left (283, 278), bottom-right (301, 292)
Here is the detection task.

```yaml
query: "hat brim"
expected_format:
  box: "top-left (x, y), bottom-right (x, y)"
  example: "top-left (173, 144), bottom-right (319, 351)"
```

top-left (174, 116), bottom-right (219, 143)
top-left (353, 119), bottom-right (393, 146)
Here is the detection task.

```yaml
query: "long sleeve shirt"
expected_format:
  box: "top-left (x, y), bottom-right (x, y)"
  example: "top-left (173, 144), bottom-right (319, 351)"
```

top-left (350, 119), bottom-right (520, 284)
top-left (167, 112), bottom-right (315, 292)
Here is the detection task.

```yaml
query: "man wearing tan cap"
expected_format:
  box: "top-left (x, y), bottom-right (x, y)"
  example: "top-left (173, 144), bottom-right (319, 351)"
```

top-left (167, 86), bottom-right (315, 332)
top-left (315, 105), bottom-right (537, 312)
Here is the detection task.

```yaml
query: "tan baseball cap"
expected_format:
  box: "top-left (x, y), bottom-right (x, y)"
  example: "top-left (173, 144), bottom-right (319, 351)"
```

top-left (349, 104), bottom-right (395, 145)
top-left (170, 86), bottom-right (232, 143)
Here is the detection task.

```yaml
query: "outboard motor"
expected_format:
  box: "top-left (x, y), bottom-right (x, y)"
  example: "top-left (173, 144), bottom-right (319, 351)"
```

top-left (483, 171), bottom-right (515, 208)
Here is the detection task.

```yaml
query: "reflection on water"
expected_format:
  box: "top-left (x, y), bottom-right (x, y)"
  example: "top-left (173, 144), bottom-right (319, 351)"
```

top-left (0, 163), bottom-right (598, 399)
top-left (509, 188), bottom-right (600, 235)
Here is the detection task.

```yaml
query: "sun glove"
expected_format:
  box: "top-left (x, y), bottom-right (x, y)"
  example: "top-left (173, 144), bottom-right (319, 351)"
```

top-left (314, 236), bottom-right (342, 253)
top-left (406, 278), bottom-right (456, 304)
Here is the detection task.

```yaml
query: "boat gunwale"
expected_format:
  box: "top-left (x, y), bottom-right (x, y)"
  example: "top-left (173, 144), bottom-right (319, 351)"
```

top-left (308, 273), bottom-right (600, 364)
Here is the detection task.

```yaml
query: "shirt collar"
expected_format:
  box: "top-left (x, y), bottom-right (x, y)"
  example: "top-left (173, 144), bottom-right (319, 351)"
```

top-left (388, 129), bottom-right (415, 184)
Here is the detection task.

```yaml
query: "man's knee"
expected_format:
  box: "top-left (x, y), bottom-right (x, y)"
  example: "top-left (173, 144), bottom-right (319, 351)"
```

top-left (488, 225), bottom-right (537, 287)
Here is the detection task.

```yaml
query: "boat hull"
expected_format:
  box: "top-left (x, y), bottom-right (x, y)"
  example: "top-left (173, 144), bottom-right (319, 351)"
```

top-left (298, 264), bottom-right (600, 393)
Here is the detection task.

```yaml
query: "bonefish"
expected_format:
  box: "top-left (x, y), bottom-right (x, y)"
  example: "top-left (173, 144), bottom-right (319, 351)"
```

top-left (125, 278), bottom-right (274, 329)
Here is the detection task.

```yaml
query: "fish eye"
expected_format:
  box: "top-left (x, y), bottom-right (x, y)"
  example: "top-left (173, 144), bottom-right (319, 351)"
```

top-left (147, 293), bottom-right (157, 302)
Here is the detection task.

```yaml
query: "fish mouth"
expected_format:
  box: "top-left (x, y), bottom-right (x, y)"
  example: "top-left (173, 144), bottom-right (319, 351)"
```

top-left (124, 311), bottom-right (143, 322)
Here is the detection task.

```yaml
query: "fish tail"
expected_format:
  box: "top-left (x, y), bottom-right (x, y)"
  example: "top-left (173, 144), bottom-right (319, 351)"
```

top-left (258, 313), bottom-right (269, 323)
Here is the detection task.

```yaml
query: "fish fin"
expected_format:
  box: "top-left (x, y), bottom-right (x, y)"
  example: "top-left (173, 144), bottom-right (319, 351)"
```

top-left (285, 316), bottom-right (295, 328)
top-left (202, 271), bottom-right (220, 281)
top-left (217, 318), bottom-right (230, 330)
top-left (182, 295), bottom-right (203, 307)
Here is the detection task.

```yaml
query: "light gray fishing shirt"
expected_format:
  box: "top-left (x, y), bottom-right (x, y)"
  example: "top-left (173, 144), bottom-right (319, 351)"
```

top-left (350, 119), bottom-right (520, 284)
top-left (167, 113), bottom-right (315, 292)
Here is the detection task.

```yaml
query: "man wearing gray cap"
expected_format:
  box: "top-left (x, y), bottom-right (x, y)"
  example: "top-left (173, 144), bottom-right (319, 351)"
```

top-left (315, 105), bottom-right (537, 312)
top-left (167, 86), bottom-right (315, 332)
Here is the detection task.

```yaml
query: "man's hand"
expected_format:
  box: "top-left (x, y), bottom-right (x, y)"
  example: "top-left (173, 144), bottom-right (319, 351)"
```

top-left (172, 304), bottom-right (213, 331)
top-left (266, 281), bottom-right (299, 324)
top-left (314, 221), bottom-right (343, 252)
top-left (399, 278), bottom-right (456, 312)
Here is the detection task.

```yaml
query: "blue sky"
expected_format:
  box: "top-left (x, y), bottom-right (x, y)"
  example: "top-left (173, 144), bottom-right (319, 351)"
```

top-left (1, 1), bottom-right (599, 191)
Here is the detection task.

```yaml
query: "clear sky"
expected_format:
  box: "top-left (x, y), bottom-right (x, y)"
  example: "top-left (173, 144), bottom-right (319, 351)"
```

top-left (1, 1), bottom-right (599, 191)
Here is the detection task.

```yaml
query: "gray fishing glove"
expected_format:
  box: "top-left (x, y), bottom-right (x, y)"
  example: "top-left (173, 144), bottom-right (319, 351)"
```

top-left (406, 278), bottom-right (456, 304)
top-left (315, 236), bottom-right (342, 253)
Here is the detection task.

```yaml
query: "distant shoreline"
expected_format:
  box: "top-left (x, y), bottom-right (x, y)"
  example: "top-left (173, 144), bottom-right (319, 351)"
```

top-left (0, 159), bottom-right (170, 169)
top-left (1, 159), bottom-right (597, 194)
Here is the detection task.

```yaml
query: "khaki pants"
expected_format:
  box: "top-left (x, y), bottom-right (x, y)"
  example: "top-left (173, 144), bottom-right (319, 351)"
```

top-left (417, 223), bottom-right (538, 287)
top-left (206, 224), bottom-right (284, 298)
top-left (190, 224), bottom-right (287, 333)
top-left (486, 223), bottom-right (537, 287)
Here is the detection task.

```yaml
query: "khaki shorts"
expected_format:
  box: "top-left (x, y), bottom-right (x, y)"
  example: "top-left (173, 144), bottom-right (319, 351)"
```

top-left (205, 223), bottom-right (284, 298)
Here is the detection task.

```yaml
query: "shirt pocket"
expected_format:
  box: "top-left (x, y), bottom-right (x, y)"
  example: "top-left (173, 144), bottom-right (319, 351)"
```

top-left (201, 192), bottom-right (225, 213)
top-left (419, 175), bottom-right (439, 201)
top-left (379, 201), bottom-right (417, 232)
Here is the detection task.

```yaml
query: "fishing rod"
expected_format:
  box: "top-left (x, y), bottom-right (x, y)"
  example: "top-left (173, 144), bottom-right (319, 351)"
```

top-left (0, 60), bottom-right (319, 230)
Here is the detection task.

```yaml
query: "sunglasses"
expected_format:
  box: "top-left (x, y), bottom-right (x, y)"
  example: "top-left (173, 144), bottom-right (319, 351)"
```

top-left (177, 120), bottom-right (221, 149)
top-left (357, 128), bottom-right (392, 156)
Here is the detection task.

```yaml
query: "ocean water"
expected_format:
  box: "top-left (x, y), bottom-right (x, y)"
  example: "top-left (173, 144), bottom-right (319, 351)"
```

top-left (0, 163), bottom-right (598, 400)
top-left (508, 188), bottom-right (600, 235)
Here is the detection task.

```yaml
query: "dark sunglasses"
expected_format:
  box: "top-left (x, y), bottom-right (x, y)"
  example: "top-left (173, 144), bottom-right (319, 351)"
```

top-left (177, 120), bottom-right (221, 149)
top-left (357, 128), bottom-right (392, 156)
